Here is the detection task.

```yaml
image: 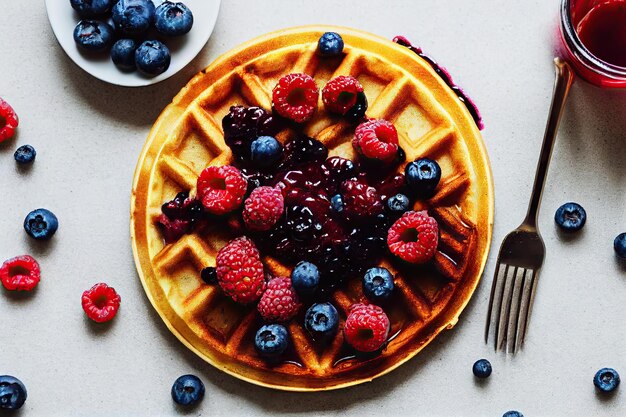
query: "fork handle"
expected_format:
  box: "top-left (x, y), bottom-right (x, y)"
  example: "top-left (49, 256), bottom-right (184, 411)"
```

top-left (523, 58), bottom-right (574, 228)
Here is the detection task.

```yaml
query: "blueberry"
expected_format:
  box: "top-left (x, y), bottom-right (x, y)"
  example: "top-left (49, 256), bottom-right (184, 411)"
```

top-left (0, 375), bottom-right (27, 410)
top-left (304, 302), bottom-right (339, 340)
top-left (250, 136), bottom-right (283, 168)
top-left (24, 208), bottom-right (59, 240)
top-left (291, 261), bottom-right (320, 296)
top-left (200, 267), bottom-right (217, 285)
top-left (73, 20), bottom-right (114, 52)
top-left (614, 233), bottom-right (626, 259)
top-left (255, 324), bottom-right (289, 358)
top-left (345, 91), bottom-right (368, 123)
top-left (112, 0), bottom-right (155, 35)
top-left (330, 194), bottom-right (344, 213)
top-left (362, 267), bottom-right (394, 302)
top-left (155, 1), bottom-right (194, 36)
top-left (502, 412), bottom-right (523, 417)
top-left (135, 40), bottom-right (171, 76)
top-left (386, 193), bottom-right (410, 214)
top-left (111, 39), bottom-right (138, 70)
top-left (472, 359), bottom-right (492, 378)
top-left (70, 0), bottom-right (112, 17)
top-left (318, 32), bottom-right (344, 57)
top-left (405, 158), bottom-right (441, 198)
top-left (554, 202), bottom-right (586, 232)
top-left (594, 367), bottom-right (620, 393)
top-left (14, 145), bottom-right (36, 164)
top-left (171, 374), bottom-right (204, 406)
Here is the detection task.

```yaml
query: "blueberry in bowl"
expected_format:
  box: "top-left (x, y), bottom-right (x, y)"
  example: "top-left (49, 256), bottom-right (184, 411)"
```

top-left (70, 0), bottom-right (112, 18)
top-left (155, 1), bottom-right (194, 37)
top-left (112, 0), bottom-right (155, 36)
top-left (135, 40), bottom-right (171, 76)
top-left (73, 20), bottom-right (114, 52)
top-left (111, 39), bottom-right (138, 70)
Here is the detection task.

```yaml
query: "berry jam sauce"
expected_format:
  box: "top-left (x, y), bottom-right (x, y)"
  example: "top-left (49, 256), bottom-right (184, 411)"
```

top-left (393, 36), bottom-right (484, 130)
top-left (576, 1), bottom-right (626, 67)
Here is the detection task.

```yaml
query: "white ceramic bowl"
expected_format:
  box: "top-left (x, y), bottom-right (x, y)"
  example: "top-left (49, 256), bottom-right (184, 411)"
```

top-left (45, 0), bottom-right (221, 87)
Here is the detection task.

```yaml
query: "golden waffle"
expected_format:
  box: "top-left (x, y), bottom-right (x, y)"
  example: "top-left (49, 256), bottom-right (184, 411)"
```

top-left (130, 25), bottom-right (494, 391)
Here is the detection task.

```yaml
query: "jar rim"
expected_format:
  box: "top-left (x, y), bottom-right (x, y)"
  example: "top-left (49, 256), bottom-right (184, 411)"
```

top-left (560, 0), bottom-right (626, 77)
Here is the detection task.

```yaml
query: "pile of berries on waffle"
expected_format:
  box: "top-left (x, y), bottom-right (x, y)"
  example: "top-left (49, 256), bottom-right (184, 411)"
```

top-left (156, 32), bottom-right (452, 361)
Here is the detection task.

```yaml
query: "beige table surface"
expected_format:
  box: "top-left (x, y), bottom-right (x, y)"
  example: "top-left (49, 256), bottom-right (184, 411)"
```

top-left (1, 1), bottom-right (625, 416)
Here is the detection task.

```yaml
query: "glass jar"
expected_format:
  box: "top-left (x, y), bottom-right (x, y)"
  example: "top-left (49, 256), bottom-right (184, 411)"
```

top-left (559, 0), bottom-right (626, 87)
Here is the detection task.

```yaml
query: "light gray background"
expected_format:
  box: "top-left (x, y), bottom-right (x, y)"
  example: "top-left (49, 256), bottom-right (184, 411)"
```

top-left (1, 1), bottom-right (625, 416)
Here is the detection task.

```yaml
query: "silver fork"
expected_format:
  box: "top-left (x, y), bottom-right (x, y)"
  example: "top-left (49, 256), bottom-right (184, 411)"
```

top-left (485, 58), bottom-right (574, 353)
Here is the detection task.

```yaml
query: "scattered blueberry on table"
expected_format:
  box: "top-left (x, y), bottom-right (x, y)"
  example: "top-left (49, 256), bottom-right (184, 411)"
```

top-left (14, 144), bottom-right (36, 164)
top-left (362, 267), bottom-right (395, 303)
top-left (255, 324), bottom-right (289, 358)
top-left (155, 1), bottom-right (194, 36)
top-left (0, 375), bottom-right (27, 410)
top-left (554, 202), bottom-right (586, 232)
top-left (405, 157), bottom-right (442, 198)
top-left (614, 233), bottom-right (626, 259)
top-left (317, 31), bottom-right (344, 57)
top-left (23, 208), bottom-right (58, 240)
top-left (171, 374), bottom-right (205, 407)
top-left (594, 368), bottom-right (620, 393)
top-left (502, 411), bottom-right (523, 417)
top-left (472, 359), bottom-right (492, 379)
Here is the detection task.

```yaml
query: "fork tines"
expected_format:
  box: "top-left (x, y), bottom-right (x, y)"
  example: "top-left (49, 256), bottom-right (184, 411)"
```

top-left (485, 262), bottom-right (539, 354)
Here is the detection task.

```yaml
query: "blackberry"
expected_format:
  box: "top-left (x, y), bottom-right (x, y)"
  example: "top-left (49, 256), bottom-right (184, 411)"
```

top-left (222, 106), bottom-right (281, 159)
top-left (285, 205), bottom-right (322, 243)
top-left (277, 136), bottom-right (328, 170)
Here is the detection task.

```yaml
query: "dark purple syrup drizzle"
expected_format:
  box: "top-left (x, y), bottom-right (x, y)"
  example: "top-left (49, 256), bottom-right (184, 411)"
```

top-left (393, 36), bottom-right (484, 131)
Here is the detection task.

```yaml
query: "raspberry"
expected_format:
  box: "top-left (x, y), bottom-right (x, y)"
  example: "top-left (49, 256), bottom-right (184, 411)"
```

top-left (353, 119), bottom-right (399, 162)
top-left (81, 283), bottom-right (121, 323)
top-left (322, 76), bottom-right (365, 115)
top-left (216, 237), bottom-right (266, 304)
top-left (257, 276), bottom-right (302, 322)
top-left (341, 180), bottom-right (383, 221)
top-left (197, 165), bottom-right (247, 215)
top-left (0, 98), bottom-right (19, 143)
top-left (387, 210), bottom-right (439, 264)
top-left (272, 73), bottom-right (319, 123)
top-left (0, 255), bottom-right (40, 291)
top-left (243, 186), bottom-right (284, 231)
top-left (343, 303), bottom-right (390, 352)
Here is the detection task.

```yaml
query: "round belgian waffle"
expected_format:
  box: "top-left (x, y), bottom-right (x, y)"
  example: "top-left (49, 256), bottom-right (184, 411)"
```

top-left (130, 25), bottom-right (494, 391)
